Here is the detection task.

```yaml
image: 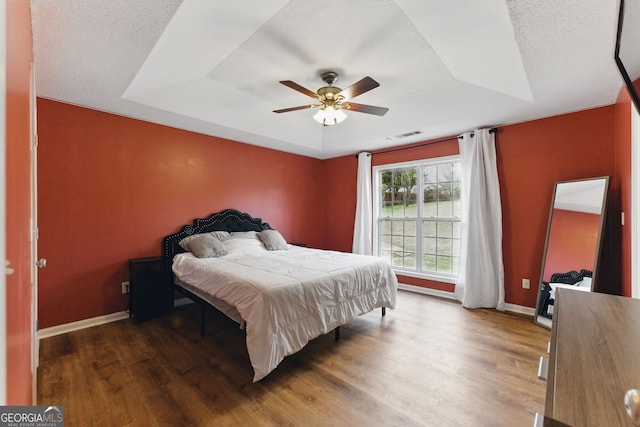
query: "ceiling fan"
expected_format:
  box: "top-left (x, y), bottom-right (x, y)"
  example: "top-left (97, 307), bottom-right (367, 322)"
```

top-left (273, 71), bottom-right (389, 126)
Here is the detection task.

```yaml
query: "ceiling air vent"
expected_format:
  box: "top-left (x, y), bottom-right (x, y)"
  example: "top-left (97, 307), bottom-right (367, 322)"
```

top-left (385, 130), bottom-right (423, 141)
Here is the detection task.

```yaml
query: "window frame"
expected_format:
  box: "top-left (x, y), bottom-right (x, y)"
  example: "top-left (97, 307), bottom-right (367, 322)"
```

top-left (372, 155), bottom-right (461, 284)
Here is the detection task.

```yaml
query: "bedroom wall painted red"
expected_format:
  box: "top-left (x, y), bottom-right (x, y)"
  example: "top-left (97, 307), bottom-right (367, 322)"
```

top-left (37, 101), bottom-right (627, 327)
top-left (319, 155), bottom-right (358, 252)
top-left (323, 106), bottom-right (617, 308)
top-left (37, 99), bottom-right (325, 328)
top-left (6, 0), bottom-right (35, 404)
top-left (499, 108), bottom-right (617, 306)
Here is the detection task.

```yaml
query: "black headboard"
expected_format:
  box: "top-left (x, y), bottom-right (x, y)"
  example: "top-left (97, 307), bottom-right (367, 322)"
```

top-left (162, 209), bottom-right (271, 269)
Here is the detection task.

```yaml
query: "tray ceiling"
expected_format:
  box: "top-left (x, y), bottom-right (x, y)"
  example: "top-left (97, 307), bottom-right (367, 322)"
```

top-left (31, 0), bottom-right (627, 159)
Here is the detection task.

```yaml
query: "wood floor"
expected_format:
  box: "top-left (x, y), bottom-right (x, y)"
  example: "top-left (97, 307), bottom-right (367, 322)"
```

top-left (38, 291), bottom-right (551, 427)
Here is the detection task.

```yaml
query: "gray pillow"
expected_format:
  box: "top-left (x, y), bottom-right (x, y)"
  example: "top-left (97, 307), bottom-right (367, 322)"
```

top-left (184, 234), bottom-right (228, 258)
top-left (179, 231), bottom-right (231, 251)
top-left (258, 230), bottom-right (288, 251)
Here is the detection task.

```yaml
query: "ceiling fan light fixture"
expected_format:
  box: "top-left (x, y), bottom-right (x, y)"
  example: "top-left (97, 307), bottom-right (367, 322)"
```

top-left (313, 106), bottom-right (347, 126)
top-left (275, 72), bottom-right (386, 123)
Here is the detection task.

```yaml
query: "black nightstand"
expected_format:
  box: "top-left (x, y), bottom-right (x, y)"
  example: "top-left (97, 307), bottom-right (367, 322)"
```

top-left (128, 256), bottom-right (173, 322)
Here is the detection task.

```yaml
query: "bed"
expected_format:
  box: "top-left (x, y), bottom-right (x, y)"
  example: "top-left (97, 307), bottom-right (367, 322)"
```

top-left (162, 209), bottom-right (398, 381)
top-left (537, 269), bottom-right (593, 318)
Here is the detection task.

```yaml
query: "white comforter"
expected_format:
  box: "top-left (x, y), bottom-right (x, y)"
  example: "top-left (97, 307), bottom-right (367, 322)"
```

top-left (172, 238), bottom-right (397, 381)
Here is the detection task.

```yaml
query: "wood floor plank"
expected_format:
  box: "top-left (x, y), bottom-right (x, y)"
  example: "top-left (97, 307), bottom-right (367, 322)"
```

top-left (38, 291), bottom-right (550, 426)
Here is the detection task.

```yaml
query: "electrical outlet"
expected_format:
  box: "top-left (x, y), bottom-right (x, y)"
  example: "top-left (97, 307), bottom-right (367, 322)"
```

top-left (122, 281), bottom-right (130, 294)
top-left (522, 278), bottom-right (530, 289)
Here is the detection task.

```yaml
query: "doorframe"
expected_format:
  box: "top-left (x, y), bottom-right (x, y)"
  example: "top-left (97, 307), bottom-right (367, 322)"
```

top-left (632, 105), bottom-right (639, 298)
top-left (30, 63), bottom-right (38, 404)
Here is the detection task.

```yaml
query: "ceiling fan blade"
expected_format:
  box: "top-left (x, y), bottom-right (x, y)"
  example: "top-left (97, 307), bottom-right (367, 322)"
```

top-left (279, 81), bottom-right (318, 99)
top-left (273, 104), bottom-right (319, 113)
top-left (344, 102), bottom-right (389, 116)
top-left (338, 76), bottom-right (380, 100)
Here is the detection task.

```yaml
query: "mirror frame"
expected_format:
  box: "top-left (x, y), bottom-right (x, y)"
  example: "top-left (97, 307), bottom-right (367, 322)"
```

top-left (615, 0), bottom-right (640, 114)
top-left (534, 176), bottom-right (610, 329)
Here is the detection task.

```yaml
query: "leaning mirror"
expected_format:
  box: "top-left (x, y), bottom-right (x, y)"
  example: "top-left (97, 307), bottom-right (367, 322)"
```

top-left (534, 177), bottom-right (609, 328)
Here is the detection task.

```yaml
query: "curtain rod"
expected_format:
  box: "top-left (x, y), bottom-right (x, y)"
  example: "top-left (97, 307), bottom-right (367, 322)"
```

top-left (355, 127), bottom-right (498, 158)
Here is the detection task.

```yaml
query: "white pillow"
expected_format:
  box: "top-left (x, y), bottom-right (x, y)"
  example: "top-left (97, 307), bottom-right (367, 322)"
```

top-left (209, 231), bottom-right (231, 242)
top-left (579, 277), bottom-right (593, 288)
top-left (229, 231), bottom-right (258, 240)
top-left (224, 237), bottom-right (269, 255)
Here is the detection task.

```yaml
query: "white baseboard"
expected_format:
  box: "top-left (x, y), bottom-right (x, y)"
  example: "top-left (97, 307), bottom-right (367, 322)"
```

top-left (503, 303), bottom-right (535, 317)
top-left (37, 298), bottom-right (195, 340)
top-left (398, 283), bottom-right (535, 317)
top-left (38, 311), bottom-right (130, 339)
top-left (398, 283), bottom-right (457, 300)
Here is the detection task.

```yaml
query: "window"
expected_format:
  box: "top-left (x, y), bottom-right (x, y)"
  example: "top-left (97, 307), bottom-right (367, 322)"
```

top-left (373, 156), bottom-right (461, 282)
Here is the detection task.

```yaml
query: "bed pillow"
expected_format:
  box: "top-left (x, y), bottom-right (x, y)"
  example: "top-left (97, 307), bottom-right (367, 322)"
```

top-left (229, 230), bottom-right (258, 240)
top-left (224, 237), bottom-right (269, 256)
top-left (178, 233), bottom-right (199, 251)
top-left (579, 277), bottom-right (593, 288)
top-left (209, 231), bottom-right (231, 242)
top-left (179, 231), bottom-right (231, 251)
top-left (187, 234), bottom-right (228, 258)
top-left (258, 230), bottom-right (288, 251)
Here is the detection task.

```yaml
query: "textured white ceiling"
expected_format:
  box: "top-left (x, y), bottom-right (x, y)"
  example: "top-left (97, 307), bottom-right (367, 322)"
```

top-left (30, 0), bottom-right (629, 159)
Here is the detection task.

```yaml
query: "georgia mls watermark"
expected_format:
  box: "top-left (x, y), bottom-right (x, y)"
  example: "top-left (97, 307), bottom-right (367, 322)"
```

top-left (0, 406), bottom-right (63, 427)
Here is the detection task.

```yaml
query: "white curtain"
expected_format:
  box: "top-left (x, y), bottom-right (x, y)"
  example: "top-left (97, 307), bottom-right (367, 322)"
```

top-left (455, 129), bottom-right (505, 310)
top-left (353, 152), bottom-right (373, 255)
